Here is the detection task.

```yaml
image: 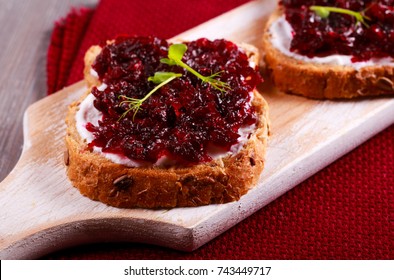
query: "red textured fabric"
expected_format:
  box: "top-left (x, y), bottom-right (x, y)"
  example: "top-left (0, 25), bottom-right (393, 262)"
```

top-left (47, 7), bottom-right (94, 94)
top-left (44, 0), bottom-right (393, 259)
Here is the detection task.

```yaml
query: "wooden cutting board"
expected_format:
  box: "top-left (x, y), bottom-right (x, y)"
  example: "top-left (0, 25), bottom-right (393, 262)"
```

top-left (1, 0), bottom-right (393, 259)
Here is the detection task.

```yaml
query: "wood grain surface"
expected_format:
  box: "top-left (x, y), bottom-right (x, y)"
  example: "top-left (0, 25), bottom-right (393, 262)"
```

top-left (0, 0), bottom-right (98, 183)
top-left (0, 0), bottom-right (393, 259)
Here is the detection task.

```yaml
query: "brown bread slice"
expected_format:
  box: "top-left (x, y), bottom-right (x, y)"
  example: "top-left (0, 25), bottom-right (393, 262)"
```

top-left (65, 41), bottom-right (270, 208)
top-left (262, 9), bottom-right (394, 99)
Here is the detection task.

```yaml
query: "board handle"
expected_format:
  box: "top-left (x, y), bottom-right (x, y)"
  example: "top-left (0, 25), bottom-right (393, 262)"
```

top-left (0, 82), bottom-right (86, 259)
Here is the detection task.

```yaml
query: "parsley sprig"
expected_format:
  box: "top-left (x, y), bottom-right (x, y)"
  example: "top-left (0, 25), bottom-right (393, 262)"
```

top-left (310, 5), bottom-right (371, 27)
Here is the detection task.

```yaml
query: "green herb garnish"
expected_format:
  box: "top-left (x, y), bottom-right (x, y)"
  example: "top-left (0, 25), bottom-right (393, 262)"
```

top-left (118, 43), bottom-right (231, 121)
top-left (147, 71), bottom-right (181, 84)
top-left (161, 43), bottom-right (231, 92)
top-left (119, 72), bottom-right (181, 120)
top-left (310, 5), bottom-right (371, 27)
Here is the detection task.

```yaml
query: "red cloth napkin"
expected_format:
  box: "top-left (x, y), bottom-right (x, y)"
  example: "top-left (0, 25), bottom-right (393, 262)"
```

top-left (45, 0), bottom-right (393, 259)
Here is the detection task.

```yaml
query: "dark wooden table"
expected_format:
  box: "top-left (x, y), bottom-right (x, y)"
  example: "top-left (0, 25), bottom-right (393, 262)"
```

top-left (0, 0), bottom-right (97, 182)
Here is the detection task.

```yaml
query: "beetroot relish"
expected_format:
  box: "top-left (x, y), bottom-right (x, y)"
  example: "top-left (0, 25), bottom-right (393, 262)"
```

top-left (86, 36), bottom-right (262, 165)
top-left (281, 0), bottom-right (394, 61)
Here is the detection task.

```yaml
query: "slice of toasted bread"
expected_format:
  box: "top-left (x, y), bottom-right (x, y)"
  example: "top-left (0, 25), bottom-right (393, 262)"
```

top-left (65, 40), bottom-right (269, 208)
top-left (262, 9), bottom-right (394, 99)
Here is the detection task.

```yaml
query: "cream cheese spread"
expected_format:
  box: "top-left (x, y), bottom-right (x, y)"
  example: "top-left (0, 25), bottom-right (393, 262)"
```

top-left (269, 16), bottom-right (394, 70)
top-left (76, 87), bottom-right (256, 167)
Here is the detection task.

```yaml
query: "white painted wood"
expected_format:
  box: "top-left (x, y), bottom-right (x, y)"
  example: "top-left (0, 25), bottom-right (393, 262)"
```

top-left (0, 0), bottom-right (393, 259)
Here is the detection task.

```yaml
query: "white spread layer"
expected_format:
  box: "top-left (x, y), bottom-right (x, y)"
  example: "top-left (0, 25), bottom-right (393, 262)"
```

top-left (76, 88), bottom-right (256, 167)
top-left (269, 15), bottom-right (394, 70)
top-left (90, 68), bottom-right (99, 78)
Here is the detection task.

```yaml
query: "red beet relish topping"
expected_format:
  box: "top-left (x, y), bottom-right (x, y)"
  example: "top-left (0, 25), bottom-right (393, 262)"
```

top-left (280, 0), bottom-right (394, 62)
top-left (86, 36), bottom-right (262, 165)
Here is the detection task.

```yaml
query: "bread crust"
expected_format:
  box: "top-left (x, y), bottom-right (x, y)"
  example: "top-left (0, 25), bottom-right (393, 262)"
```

top-left (65, 41), bottom-right (269, 208)
top-left (262, 9), bottom-right (394, 99)
top-left (83, 45), bottom-right (101, 88)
